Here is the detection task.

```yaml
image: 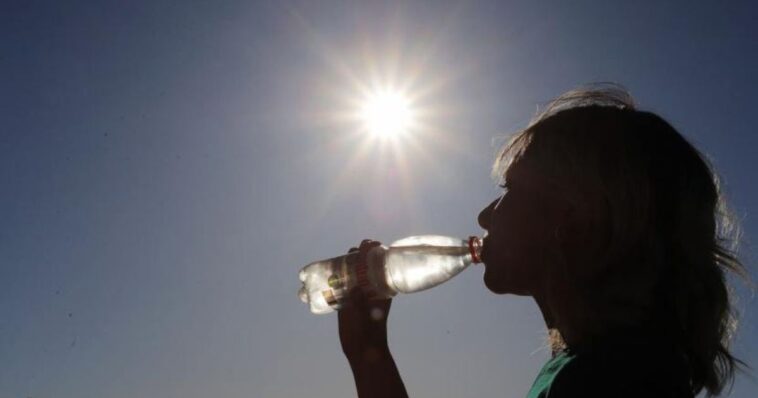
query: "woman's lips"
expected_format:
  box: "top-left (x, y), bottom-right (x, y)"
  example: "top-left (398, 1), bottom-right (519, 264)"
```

top-left (480, 238), bottom-right (489, 264)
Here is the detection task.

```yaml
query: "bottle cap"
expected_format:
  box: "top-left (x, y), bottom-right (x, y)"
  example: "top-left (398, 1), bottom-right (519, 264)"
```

top-left (468, 236), bottom-right (482, 263)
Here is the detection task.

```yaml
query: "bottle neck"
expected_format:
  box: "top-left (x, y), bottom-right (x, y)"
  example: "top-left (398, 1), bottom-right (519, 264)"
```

top-left (468, 236), bottom-right (482, 263)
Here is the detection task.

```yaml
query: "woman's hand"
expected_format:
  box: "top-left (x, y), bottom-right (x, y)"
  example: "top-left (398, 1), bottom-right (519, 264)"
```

top-left (338, 240), bottom-right (393, 364)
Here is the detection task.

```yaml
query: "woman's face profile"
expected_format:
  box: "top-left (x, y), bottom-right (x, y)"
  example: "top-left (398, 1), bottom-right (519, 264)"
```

top-left (477, 158), bottom-right (568, 296)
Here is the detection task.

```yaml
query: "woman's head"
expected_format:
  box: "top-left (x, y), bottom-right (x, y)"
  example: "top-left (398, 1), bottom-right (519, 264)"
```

top-left (478, 85), bottom-right (747, 396)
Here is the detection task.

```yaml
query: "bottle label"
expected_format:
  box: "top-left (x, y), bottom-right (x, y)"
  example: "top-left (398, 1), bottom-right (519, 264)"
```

top-left (357, 241), bottom-right (383, 299)
top-left (320, 251), bottom-right (360, 310)
top-left (327, 274), bottom-right (344, 289)
top-left (322, 289), bottom-right (339, 307)
top-left (321, 289), bottom-right (341, 310)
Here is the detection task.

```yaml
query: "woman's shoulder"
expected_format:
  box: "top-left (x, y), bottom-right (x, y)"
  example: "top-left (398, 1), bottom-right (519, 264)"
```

top-left (535, 337), bottom-right (693, 398)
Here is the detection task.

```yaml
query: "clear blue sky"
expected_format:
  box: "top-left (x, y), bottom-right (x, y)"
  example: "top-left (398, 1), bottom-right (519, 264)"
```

top-left (1, 1), bottom-right (756, 397)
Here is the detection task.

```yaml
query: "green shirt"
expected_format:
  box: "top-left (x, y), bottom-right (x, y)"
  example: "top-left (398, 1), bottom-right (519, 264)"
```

top-left (526, 351), bottom-right (575, 398)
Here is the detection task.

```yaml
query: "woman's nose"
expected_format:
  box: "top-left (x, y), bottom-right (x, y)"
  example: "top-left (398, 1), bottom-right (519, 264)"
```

top-left (478, 199), bottom-right (497, 230)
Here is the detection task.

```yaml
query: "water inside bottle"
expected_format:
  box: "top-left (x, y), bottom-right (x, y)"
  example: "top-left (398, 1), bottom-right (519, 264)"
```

top-left (299, 235), bottom-right (480, 314)
top-left (384, 244), bottom-right (472, 294)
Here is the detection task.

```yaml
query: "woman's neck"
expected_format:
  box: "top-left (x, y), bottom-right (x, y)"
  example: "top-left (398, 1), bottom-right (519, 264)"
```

top-left (534, 272), bottom-right (659, 353)
top-left (533, 282), bottom-right (599, 351)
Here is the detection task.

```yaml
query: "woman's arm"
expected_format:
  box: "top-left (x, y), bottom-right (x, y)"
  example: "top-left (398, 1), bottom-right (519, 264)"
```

top-left (338, 242), bottom-right (408, 398)
top-left (339, 292), bottom-right (408, 398)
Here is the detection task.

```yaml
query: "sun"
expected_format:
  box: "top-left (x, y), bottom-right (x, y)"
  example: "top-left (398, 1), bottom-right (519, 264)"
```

top-left (358, 88), bottom-right (415, 138)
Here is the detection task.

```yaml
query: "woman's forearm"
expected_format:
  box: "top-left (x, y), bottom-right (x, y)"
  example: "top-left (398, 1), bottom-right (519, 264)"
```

top-left (348, 347), bottom-right (408, 398)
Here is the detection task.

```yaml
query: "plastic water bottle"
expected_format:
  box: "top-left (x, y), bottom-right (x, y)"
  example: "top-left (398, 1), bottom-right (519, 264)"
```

top-left (298, 235), bottom-right (482, 314)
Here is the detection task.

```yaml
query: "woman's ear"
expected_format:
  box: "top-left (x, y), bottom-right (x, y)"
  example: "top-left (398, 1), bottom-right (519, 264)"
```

top-left (554, 193), bottom-right (584, 245)
top-left (554, 189), bottom-right (604, 274)
top-left (555, 205), bottom-right (580, 259)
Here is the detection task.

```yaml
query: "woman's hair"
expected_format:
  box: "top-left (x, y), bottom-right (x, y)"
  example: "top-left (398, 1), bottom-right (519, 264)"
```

top-left (494, 84), bottom-right (748, 396)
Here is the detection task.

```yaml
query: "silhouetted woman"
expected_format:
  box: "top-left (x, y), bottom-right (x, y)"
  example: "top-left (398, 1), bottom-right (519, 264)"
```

top-left (338, 86), bottom-right (748, 398)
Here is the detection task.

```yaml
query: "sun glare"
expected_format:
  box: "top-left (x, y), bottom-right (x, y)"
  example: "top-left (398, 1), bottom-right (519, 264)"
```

top-left (305, 30), bottom-right (460, 228)
top-left (359, 88), bottom-right (415, 138)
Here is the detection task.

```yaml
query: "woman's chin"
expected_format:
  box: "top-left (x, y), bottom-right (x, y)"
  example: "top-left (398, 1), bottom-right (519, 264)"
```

top-left (483, 270), bottom-right (530, 296)
top-left (483, 271), bottom-right (509, 294)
